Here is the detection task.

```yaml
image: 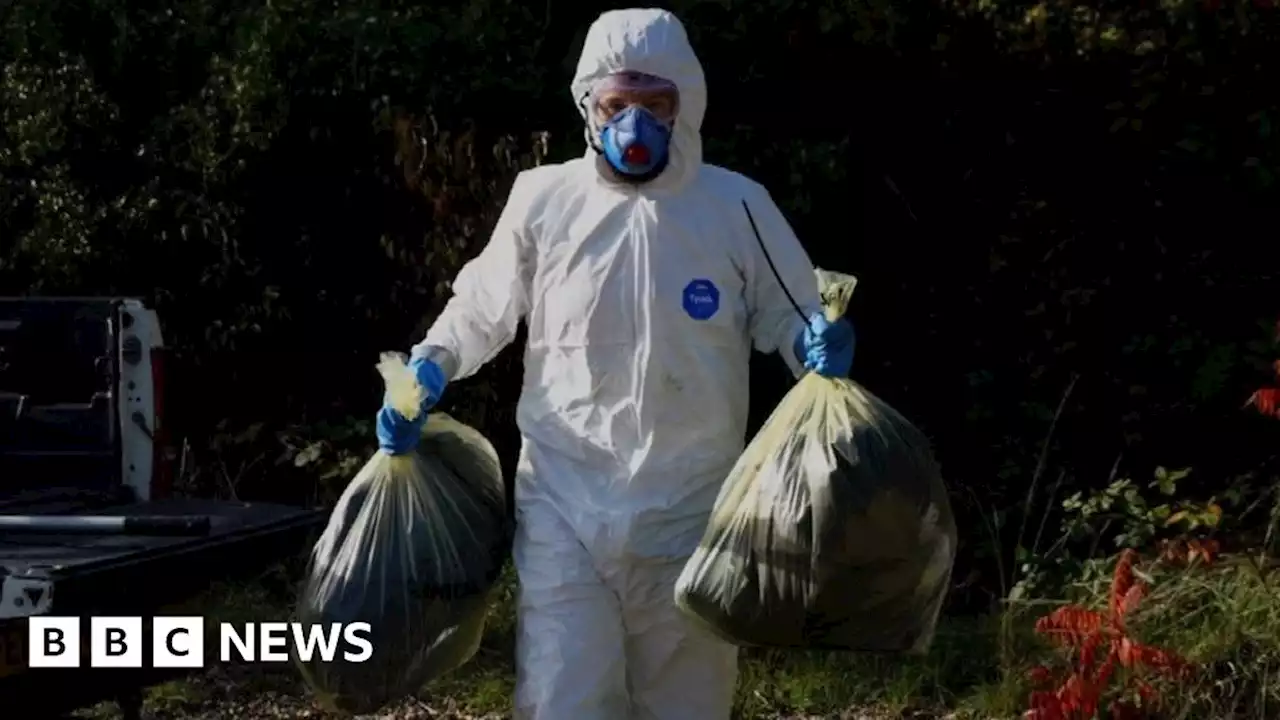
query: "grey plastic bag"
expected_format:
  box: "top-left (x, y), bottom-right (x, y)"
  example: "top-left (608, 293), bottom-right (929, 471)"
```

top-left (295, 354), bottom-right (510, 715)
top-left (675, 271), bottom-right (956, 653)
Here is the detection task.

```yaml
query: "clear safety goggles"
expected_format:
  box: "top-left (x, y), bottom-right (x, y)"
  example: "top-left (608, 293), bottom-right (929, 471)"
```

top-left (589, 71), bottom-right (679, 125)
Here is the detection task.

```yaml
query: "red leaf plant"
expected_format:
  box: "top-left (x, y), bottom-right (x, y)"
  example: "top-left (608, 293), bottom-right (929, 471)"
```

top-left (1024, 549), bottom-right (1191, 719)
top-left (1244, 324), bottom-right (1280, 418)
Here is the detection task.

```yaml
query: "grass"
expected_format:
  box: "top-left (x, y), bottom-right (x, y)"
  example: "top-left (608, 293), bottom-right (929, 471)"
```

top-left (1065, 555), bottom-right (1280, 718)
top-left (70, 552), bottom-right (1280, 719)
top-left (430, 579), bottom-right (1026, 719)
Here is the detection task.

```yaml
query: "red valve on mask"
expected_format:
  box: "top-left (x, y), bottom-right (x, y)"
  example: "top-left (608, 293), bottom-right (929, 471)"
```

top-left (623, 144), bottom-right (651, 166)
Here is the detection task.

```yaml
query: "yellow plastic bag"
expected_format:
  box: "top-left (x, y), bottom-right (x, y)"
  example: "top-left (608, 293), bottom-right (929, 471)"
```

top-left (675, 270), bottom-right (956, 653)
top-left (295, 353), bottom-right (510, 715)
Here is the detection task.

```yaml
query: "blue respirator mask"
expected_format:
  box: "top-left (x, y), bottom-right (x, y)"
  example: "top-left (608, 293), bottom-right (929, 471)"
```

top-left (599, 105), bottom-right (672, 181)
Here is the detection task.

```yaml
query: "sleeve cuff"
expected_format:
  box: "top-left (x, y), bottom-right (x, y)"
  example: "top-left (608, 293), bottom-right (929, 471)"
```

top-left (409, 343), bottom-right (460, 382)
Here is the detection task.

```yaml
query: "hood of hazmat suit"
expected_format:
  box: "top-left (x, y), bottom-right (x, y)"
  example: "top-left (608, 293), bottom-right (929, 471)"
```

top-left (572, 10), bottom-right (706, 191)
top-left (412, 9), bottom-right (823, 719)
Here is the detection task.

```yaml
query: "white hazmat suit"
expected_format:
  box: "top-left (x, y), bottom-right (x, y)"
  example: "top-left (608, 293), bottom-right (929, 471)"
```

top-left (411, 8), bottom-right (823, 719)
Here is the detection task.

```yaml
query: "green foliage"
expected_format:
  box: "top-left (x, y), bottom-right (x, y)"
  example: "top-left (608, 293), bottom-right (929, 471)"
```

top-left (1059, 466), bottom-right (1217, 550)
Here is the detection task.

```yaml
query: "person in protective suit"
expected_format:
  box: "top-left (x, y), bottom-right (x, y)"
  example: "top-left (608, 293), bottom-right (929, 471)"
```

top-left (375, 8), bottom-right (856, 720)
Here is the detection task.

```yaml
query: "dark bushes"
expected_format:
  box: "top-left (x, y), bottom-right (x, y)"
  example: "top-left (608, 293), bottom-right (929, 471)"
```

top-left (3, 0), bottom-right (1277, 603)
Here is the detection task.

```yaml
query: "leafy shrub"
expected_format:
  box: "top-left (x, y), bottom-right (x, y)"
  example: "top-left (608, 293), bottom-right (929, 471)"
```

top-left (1026, 550), bottom-right (1189, 719)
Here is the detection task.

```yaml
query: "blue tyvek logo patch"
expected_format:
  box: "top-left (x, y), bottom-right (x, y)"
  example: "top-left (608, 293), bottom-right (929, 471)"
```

top-left (682, 278), bottom-right (720, 321)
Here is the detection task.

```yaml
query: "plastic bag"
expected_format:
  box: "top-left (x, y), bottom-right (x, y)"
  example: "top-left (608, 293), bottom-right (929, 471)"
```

top-left (295, 353), bottom-right (511, 715)
top-left (675, 270), bottom-right (956, 653)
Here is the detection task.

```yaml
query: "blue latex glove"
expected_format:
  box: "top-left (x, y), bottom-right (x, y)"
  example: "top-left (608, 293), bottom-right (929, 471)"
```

top-left (375, 357), bottom-right (448, 455)
top-left (792, 312), bottom-right (856, 378)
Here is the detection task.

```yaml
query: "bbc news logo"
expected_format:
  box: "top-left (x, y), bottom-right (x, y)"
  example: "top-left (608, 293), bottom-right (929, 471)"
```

top-left (28, 617), bottom-right (373, 668)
